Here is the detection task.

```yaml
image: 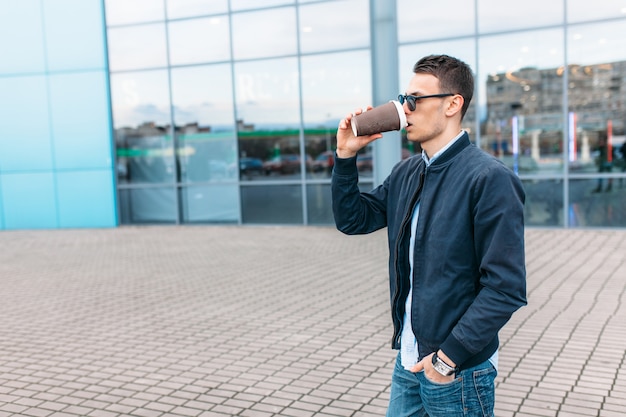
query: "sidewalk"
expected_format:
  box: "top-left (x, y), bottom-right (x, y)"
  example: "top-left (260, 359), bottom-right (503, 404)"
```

top-left (0, 226), bottom-right (624, 417)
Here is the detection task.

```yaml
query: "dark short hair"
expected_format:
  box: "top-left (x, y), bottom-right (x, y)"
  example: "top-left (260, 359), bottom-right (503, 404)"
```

top-left (413, 54), bottom-right (474, 119)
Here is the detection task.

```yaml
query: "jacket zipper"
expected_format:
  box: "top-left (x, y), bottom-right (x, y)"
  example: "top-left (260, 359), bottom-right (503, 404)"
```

top-left (391, 168), bottom-right (426, 347)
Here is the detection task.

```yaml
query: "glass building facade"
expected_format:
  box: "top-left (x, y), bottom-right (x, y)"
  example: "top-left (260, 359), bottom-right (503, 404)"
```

top-left (1, 0), bottom-right (625, 230)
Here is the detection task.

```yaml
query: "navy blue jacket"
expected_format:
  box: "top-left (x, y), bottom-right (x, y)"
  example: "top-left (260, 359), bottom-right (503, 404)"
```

top-left (332, 133), bottom-right (527, 370)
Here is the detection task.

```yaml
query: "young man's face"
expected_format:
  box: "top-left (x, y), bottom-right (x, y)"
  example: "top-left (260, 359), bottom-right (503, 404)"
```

top-left (401, 73), bottom-right (452, 146)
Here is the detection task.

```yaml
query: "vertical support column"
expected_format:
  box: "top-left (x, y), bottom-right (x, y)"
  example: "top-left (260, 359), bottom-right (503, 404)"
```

top-left (369, 0), bottom-right (401, 186)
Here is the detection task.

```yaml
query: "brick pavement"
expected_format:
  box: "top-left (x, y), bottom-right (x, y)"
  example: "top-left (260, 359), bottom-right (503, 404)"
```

top-left (0, 226), bottom-right (624, 417)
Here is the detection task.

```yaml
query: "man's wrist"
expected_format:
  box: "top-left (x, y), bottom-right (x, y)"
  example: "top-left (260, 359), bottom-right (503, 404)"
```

top-left (432, 351), bottom-right (458, 376)
top-left (436, 350), bottom-right (456, 368)
top-left (335, 149), bottom-right (357, 159)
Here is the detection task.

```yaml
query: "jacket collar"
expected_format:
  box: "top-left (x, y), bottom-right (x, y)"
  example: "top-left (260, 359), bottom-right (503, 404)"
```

top-left (425, 131), bottom-right (471, 168)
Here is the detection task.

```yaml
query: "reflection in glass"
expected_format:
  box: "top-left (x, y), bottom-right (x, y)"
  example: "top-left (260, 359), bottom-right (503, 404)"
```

top-left (166, 0), bottom-right (228, 19)
top-left (522, 179), bottom-right (563, 226)
top-left (477, 0), bottom-right (562, 34)
top-left (569, 179), bottom-right (626, 227)
top-left (105, 0), bottom-right (164, 26)
top-left (241, 185), bottom-right (303, 224)
top-left (231, 8), bottom-right (297, 60)
top-left (230, 0), bottom-right (294, 11)
top-left (170, 64), bottom-right (237, 183)
top-left (118, 187), bottom-right (177, 224)
top-left (567, 21), bottom-right (626, 174)
top-left (299, 0), bottom-right (369, 54)
top-left (397, 0), bottom-right (474, 42)
top-left (234, 58), bottom-right (302, 180)
top-left (567, 0), bottom-right (626, 23)
top-left (479, 29), bottom-right (564, 174)
top-left (107, 24), bottom-right (168, 71)
top-left (110, 70), bottom-right (174, 184)
top-left (307, 182), bottom-right (374, 225)
top-left (168, 16), bottom-right (230, 66)
top-left (301, 50), bottom-right (372, 179)
top-left (180, 185), bottom-right (238, 223)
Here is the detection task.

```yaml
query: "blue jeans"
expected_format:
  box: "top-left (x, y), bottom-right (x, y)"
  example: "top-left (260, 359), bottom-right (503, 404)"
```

top-left (386, 353), bottom-right (496, 417)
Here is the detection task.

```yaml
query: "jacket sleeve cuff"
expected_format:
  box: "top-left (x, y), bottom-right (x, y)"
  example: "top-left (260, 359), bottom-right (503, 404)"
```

top-left (439, 335), bottom-right (473, 368)
top-left (333, 152), bottom-right (358, 176)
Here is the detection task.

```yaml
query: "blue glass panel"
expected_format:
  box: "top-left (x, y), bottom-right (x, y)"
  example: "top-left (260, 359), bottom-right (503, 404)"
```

top-left (56, 170), bottom-right (116, 228)
top-left (0, 0), bottom-right (46, 74)
top-left (1, 173), bottom-right (57, 229)
top-left (0, 185), bottom-right (4, 229)
top-left (43, 0), bottom-right (106, 71)
top-left (49, 71), bottom-right (113, 170)
top-left (0, 75), bottom-right (53, 171)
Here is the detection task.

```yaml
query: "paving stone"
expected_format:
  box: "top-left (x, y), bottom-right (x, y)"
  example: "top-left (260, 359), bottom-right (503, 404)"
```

top-left (0, 227), bottom-right (625, 417)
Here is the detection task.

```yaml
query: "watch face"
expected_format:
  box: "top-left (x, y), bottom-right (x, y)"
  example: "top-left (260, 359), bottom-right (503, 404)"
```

top-left (433, 357), bottom-right (455, 376)
top-left (433, 361), bottom-right (449, 375)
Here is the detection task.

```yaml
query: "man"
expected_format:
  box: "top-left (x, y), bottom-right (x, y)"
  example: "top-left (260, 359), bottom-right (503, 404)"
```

top-left (331, 55), bottom-right (527, 417)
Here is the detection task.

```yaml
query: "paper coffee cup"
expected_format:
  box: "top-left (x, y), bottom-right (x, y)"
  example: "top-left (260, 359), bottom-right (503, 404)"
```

top-left (351, 100), bottom-right (407, 136)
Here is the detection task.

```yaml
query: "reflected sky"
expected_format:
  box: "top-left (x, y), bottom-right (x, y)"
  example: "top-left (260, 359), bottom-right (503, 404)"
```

top-left (104, 0), bottom-right (626, 143)
top-left (166, 0), bottom-right (228, 19)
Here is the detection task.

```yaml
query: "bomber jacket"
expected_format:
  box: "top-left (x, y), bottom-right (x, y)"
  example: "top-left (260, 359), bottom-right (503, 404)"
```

top-left (331, 132), bottom-right (527, 370)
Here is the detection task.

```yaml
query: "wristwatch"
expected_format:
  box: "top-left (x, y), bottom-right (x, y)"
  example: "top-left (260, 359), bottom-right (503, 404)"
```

top-left (432, 352), bottom-right (457, 376)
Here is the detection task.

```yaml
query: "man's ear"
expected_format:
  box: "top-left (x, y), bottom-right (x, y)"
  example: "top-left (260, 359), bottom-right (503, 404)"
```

top-left (445, 95), bottom-right (464, 117)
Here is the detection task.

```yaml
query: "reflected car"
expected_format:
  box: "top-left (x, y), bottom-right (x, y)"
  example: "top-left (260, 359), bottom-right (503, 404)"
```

top-left (239, 157), bottom-right (264, 177)
top-left (311, 151), bottom-right (335, 173)
top-left (263, 154), bottom-right (302, 175)
top-left (356, 153), bottom-right (373, 171)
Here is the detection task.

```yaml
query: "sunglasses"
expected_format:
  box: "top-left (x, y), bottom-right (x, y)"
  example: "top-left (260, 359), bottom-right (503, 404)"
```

top-left (398, 93), bottom-right (455, 111)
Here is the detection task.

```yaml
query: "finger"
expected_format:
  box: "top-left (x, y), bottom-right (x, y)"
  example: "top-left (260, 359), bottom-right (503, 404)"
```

top-left (410, 361), bottom-right (423, 373)
top-left (351, 107), bottom-right (364, 117)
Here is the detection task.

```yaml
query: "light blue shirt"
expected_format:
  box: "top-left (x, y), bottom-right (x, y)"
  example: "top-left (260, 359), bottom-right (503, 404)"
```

top-left (400, 131), bottom-right (498, 371)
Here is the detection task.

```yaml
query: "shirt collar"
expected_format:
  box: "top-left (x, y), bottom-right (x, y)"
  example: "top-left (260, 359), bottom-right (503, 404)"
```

top-left (421, 130), bottom-right (465, 167)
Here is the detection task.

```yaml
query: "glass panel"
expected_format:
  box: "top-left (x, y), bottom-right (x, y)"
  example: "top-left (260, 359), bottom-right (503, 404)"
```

top-left (0, 0), bottom-right (46, 74)
top-left (231, 8), bottom-right (297, 60)
top-left (104, 0), bottom-right (165, 26)
top-left (180, 184), bottom-right (238, 223)
top-left (1, 173), bottom-right (57, 229)
top-left (107, 24), bottom-right (167, 72)
top-left (49, 71), bottom-right (112, 170)
top-left (479, 29), bottom-right (565, 174)
top-left (241, 185), bottom-right (303, 224)
top-left (166, 0), bottom-right (228, 19)
top-left (299, 0), bottom-right (369, 54)
top-left (118, 187), bottom-right (177, 224)
top-left (234, 58), bottom-right (302, 180)
top-left (168, 16), bottom-right (230, 66)
top-left (478, 0), bottom-right (563, 34)
top-left (301, 50), bottom-right (372, 179)
top-left (57, 170), bottom-right (116, 228)
top-left (306, 182), bottom-right (373, 225)
top-left (170, 64), bottom-right (237, 183)
top-left (523, 179), bottom-right (563, 226)
top-left (569, 179), bottom-right (626, 227)
top-left (110, 70), bottom-right (174, 185)
top-left (399, 40), bottom-right (477, 154)
top-left (568, 0), bottom-right (626, 23)
top-left (43, 0), bottom-right (106, 71)
top-left (0, 75), bottom-right (53, 171)
top-left (231, 0), bottom-right (294, 11)
top-left (567, 21), bottom-right (626, 174)
top-left (397, 0), bottom-right (474, 43)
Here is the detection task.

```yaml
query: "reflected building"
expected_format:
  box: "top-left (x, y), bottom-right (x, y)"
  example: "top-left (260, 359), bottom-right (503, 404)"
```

top-left (1, 0), bottom-right (626, 230)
